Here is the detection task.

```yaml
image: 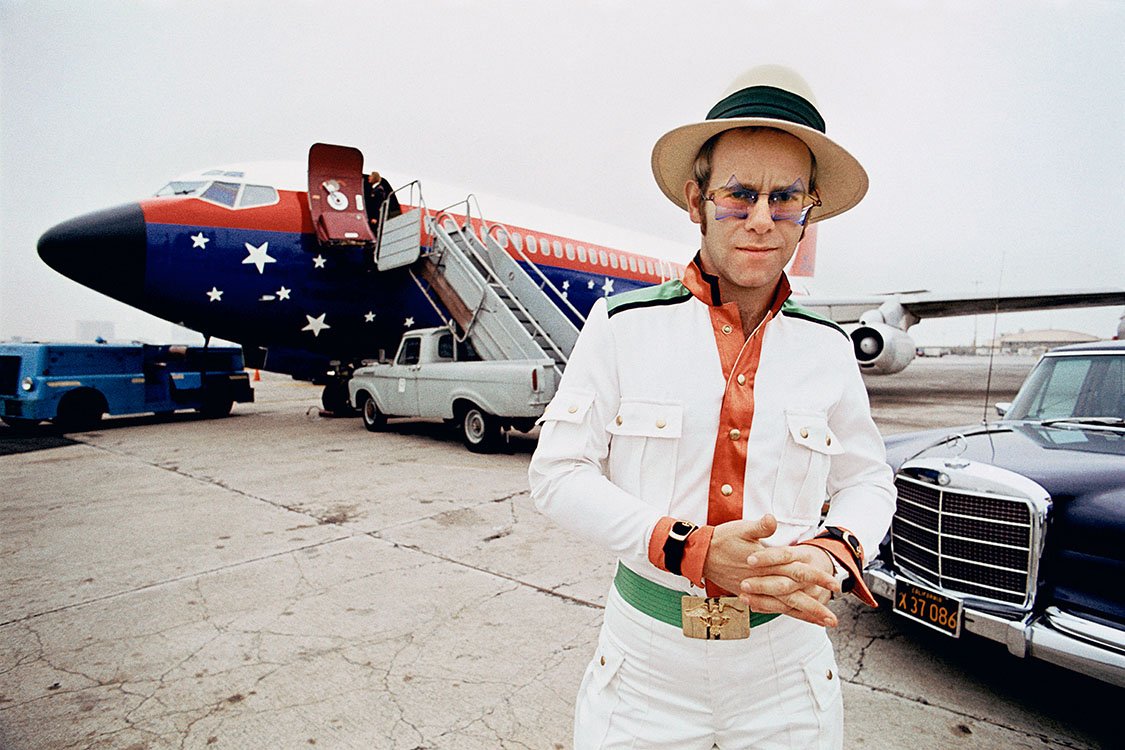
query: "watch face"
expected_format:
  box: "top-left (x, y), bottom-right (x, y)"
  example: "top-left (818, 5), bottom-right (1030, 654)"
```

top-left (825, 526), bottom-right (863, 561)
top-left (670, 521), bottom-right (697, 540)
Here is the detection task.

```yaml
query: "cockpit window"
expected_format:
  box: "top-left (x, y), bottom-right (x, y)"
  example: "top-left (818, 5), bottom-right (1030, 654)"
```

top-left (155, 181), bottom-right (206, 197)
top-left (199, 181), bottom-right (240, 208)
top-left (239, 184), bottom-right (278, 208)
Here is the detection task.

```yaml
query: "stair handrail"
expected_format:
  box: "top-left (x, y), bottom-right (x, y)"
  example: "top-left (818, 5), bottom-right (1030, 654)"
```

top-left (417, 195), bottom-right (571, 371)
top-left (483, 222), bottom-right (586, 325)
top-left (453, 226), bottom-right (571, 368)
top-left (373, 180), bottom-right (426, 261)
top-left (428, 220), bottom-right (493, 338)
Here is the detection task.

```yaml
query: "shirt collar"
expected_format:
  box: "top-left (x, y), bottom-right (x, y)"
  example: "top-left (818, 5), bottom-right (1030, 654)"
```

top-left (683, 251), bottom-right (793, 316)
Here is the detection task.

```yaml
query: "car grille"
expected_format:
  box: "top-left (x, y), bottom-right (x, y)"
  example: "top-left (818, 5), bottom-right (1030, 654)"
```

top-left (892, 473), bottom-right (1037, 606)
top-left (0, 356), bottom-right (20, 396)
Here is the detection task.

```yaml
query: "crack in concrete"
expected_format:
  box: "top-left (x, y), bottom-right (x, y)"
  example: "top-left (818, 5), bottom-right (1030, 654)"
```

top-left (0, 534), bottom-right (359, 629)
top-left (83, 440), bottom-right (314, 520)
top-left (384, 541), bottom-right (603, 612)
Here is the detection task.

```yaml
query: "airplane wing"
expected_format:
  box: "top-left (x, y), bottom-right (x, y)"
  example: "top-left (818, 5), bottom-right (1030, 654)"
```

top-left (894, 288), bottom-right (1125, 320)
top-left (794, 287), bottom-right (1125, 374)
top-left (800, 288), bottom-right (1125, 325)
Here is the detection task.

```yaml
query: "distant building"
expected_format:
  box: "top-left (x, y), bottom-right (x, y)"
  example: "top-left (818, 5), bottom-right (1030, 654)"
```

top-left (987, 329), bottom-right (1099, 355)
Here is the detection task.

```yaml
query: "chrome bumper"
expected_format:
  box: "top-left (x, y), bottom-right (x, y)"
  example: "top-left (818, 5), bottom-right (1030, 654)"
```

top-left (865, 562), bottom-right (1125, 688)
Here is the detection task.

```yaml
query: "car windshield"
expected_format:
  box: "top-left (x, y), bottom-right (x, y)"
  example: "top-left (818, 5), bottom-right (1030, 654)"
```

top-left (1005, 352), bottom-right (1125, 422)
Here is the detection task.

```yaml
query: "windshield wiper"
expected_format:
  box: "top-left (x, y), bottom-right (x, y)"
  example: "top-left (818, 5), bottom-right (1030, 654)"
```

top-left (1039, 417), bottom-right (1125, 429)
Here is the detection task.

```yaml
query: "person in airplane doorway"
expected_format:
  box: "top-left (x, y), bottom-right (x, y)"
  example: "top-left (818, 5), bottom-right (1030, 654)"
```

top-left (528, 65), bottom-right (895, 749)
top-left (364, 171), bottom-right (401, 235)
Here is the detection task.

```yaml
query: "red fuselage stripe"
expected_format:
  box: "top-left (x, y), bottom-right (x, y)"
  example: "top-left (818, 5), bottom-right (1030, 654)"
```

top-left (139, 190), bottom-right (683, 283)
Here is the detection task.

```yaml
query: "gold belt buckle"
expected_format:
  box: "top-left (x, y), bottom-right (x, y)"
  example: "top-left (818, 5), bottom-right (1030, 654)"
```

top-left (681, 596), bottom-right (750, 640)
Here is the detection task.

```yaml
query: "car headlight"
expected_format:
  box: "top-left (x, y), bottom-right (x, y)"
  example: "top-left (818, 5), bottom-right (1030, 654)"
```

top-left (20, 377), bottom-right (34, 392)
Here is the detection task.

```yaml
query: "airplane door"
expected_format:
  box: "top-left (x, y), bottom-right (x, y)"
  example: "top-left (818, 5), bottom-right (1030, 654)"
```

top-left (307, 143), bottom-right (376, 245)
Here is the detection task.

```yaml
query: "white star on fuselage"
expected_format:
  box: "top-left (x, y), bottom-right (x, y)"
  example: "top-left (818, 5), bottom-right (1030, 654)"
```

top-left (191, 232), bottom-right (210, 249)
top-left (302, 313), bottom-right (330, 337)
top-left (364, 311), bottom-right (376, 323)
top-left (242, 242), bottom-right (276, 274)
top-left (587, 280), bottom-right (596, 290)
top-left (602, 278), bottom-right (614, 295)
top-left (276, 286), bottom-right (291, 300)
top-left (206, 287), bottom-right (223, 302)
top-left (562, 280), bottom-right (570, 290)
top-left (404, 317), bottom-right (415, 328)
top-left (313, 255), bottom-right (327, 269)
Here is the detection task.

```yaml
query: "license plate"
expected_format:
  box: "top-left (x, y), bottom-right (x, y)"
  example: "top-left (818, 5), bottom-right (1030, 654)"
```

top-left (894, 578), bottom-right (963, 638)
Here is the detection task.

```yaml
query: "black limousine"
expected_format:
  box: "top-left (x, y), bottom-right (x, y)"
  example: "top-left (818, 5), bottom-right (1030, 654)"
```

top-left (864, 340), bottom-right (1125, 687)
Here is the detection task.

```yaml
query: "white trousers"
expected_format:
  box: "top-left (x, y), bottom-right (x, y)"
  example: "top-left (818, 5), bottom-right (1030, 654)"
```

top-left (574, 586), bottom-right (843, 749)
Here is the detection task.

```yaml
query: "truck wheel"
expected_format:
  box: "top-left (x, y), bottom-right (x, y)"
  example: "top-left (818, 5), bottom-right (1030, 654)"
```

top-left (461, 405), bottom-right (500, 453)
top-left (321, 382), bottom-right (356, 416)
top-left (360, 394), bottom-right (387, 432)
top-left (55, 390), bottom-right (105, 432)
top-left (199, 396), bottom-right (233, 418)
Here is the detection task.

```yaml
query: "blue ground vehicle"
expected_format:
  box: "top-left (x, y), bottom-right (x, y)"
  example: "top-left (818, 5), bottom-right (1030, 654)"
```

top-left (0, 341), bottom-right (254, 431)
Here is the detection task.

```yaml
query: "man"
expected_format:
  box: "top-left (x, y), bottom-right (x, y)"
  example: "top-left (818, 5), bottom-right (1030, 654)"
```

top-left (363, 170), bottom-right (401, 235)
top-left (528, 65), bottom-right (895, 749)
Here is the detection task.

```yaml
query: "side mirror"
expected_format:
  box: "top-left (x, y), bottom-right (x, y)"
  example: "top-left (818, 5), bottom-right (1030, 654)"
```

top-left (995, 402), bottom-right (1011, 418)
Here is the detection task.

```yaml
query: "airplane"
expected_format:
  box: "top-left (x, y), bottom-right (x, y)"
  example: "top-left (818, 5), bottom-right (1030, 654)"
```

top-left (36, 143), bottom-right (1125, 413)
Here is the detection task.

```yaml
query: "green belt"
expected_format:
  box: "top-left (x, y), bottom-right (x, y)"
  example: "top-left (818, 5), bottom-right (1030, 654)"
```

top-left (613, 562), bottom-right (779, 629)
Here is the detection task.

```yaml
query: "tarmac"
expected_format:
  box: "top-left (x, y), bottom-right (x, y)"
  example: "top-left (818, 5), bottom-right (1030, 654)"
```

top-left (0, 355), bottom-right (1117, 749)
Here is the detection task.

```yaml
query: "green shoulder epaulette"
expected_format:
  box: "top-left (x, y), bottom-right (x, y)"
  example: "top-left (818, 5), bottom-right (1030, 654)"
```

top-left (606, 280), bottom-right (693, 318)
top-left (780, 299), bottom-right (848, 338)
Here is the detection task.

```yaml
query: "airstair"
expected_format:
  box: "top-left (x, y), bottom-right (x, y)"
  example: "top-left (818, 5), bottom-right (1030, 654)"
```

top-left (371, 185), bottom-right (582, 377)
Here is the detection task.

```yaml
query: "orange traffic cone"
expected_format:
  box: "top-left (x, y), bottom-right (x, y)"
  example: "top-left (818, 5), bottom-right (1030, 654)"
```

top-left (253, 369), bottom-right (261, 381)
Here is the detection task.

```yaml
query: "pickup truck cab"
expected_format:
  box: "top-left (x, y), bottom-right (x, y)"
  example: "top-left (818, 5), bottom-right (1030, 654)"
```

top-left (347, 327), bottom-right (558, 451)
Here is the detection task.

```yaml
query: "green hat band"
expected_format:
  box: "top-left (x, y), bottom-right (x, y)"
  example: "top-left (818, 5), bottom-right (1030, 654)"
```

top-left (706, 85), bottom-right (825, 133)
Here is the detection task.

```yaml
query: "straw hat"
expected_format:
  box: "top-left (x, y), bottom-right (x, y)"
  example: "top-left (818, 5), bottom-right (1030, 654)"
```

top-left (651, 65), bottom-right (868, 223)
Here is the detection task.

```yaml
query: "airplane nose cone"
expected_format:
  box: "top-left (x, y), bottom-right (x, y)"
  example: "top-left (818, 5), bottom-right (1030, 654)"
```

top-left (38, 203), bottom-right (147, 305)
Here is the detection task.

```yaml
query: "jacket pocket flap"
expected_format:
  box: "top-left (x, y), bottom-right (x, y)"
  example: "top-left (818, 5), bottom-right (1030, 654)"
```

top-left (537, 388), bottom-right (596, 426)
top-left (606, 400), bottom-right (683, 438)
top-left (591, 634), bottom-right (626, 692)
top-left (785, 412), bottom-right (843, 455)
top-left (801, 640), bottom-right (842, 712)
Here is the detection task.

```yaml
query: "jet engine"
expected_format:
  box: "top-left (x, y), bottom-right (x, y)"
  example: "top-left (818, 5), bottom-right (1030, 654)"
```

top-left (850, 322), bottom-right (916, 375)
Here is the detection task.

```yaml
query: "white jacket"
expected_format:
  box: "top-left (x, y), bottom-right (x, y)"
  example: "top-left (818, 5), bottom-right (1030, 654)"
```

top-left (528, 271), bottom-right (896, 594)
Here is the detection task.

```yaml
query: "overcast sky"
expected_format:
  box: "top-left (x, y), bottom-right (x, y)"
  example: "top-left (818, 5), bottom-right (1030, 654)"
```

top-left (2, 0), bottom-right (1122, 346)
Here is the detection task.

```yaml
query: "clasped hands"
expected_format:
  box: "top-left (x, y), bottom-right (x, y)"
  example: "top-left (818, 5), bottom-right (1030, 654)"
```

top-left (702, 514), bottom-right (840, 628)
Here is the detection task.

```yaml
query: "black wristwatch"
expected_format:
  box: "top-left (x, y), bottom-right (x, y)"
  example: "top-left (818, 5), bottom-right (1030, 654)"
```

top-left (816, 526), bottom-right (864, 591)
top-left (663, 520), bottom-right (698, 576)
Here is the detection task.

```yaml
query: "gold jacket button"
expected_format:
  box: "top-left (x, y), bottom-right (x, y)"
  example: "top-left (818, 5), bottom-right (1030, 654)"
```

top-left (722, 324), bottom-right (733, 334)
top-left (800, 427), bottom-right (809, 439)
top-left (826, 436), bottom-right (832, 446)
top-left (826, 669), bottom-right (833, 680)
top-left (656, 419), bottom-right (666, 429)
top-left (615, 415), bottom-right (623, 425)
top-left (720, 484), bottom-right (733, 496)
top-left (600, 656), bottom-right (606, 666)
top-left (736, 374), bottom-right (746, 386)
top-left (729, 428), bottom-right (740, 440)
top-left (567, 405), bottom-right (578, 414)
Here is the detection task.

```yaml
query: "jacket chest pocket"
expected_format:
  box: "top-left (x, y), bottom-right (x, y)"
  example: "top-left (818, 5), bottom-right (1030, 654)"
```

top-left (606, 400), bottom-right (683, 512)
top-left (771, 410), bottom-right (843, 525)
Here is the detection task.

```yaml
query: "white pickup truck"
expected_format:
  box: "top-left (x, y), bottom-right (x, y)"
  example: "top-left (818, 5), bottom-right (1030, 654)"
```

top-left (347, 327), bottom-right (559, 452)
